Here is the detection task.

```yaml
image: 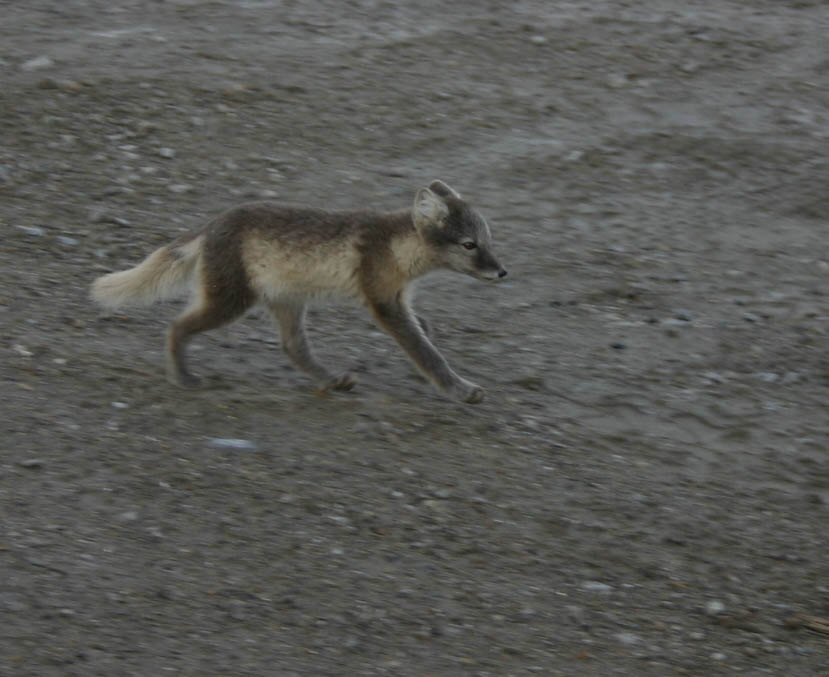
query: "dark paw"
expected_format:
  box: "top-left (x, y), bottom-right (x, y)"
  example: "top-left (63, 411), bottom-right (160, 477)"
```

top-left (321, 372), bottom-right (357, 393)
top-left (168, 371), bottom-right (203, 389)
top-left (448, 379), bottom-right (485, 404)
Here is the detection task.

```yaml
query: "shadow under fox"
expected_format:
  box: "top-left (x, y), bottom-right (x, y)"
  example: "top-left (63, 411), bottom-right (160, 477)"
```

top-left (91, 180), bottom-right (507, 403)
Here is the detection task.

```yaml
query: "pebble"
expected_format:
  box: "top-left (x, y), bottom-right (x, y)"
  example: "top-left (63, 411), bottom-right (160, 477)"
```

top-left (16, 225), bottom-right (45, 237)
top-left (0, 594), bottom-right (27, 612)
top-left (135, 121), bottom-right (158, 136)
top-left (607, 73), bottom-right (628, 88)
top-left (168, 183), bottom-right (193, 194)
top-left (566, 605), bottom-right (587, 627)
top-left (615, 632), bottom-right (640, 645)
top-left (512, 374), bottom-right (545, 390)
top-left (706, 600), bottom-right (726, 615)
top-left (343, 636), bottom-right (359, 650)
top-left (582, 581), bottom-right (613, 593)
top-left (208, 438), bottom-right (258, 451)
top-left (158, 147), bottom-right (176, 159)
top-left (89, 208), bottom-right (130, 226)
top-left (422, 499), bottom-right (450, 514)
top-left (18, 459), bottom-right (45, 468)
top-left (21, 55), bottom-right (55, 71)
top-left (56, 236), bottom-right (79, 246)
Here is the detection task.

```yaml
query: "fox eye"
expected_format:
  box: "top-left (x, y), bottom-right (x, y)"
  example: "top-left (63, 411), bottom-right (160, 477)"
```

top-left (461, 241), bottom-right (477, 250)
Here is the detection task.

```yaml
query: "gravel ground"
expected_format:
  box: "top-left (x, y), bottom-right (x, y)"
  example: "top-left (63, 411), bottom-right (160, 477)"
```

top-left (1, 1), bottom-right (828, 675)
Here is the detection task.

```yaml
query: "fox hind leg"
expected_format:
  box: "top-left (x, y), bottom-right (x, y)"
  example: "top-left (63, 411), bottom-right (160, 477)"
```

top-left (166, 293), bottom-right (248, 387)
top-left (267, 301), bottom-right (356, 392)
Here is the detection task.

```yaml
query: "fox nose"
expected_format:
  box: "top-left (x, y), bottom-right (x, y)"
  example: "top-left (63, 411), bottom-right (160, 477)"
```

top-left (498, 268), bottom-right (508, 278)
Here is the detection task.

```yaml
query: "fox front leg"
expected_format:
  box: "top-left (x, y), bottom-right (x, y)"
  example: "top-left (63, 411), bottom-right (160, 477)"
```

top-left (267, 301), bottom-right (356, 392)
top-left (370, 299), bottom-right (484, 404)
top-left (415, 314), bottom-right (432, 338)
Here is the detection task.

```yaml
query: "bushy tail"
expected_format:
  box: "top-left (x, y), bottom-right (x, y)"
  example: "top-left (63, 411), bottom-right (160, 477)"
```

top-left (91, 236), bottom-right (203, 310)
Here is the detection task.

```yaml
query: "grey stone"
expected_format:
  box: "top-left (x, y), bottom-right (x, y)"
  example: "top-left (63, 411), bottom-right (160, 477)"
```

top-left (208, 438), bottom-right (258, 451)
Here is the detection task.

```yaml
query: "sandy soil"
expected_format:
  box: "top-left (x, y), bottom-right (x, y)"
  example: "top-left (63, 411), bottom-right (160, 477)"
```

top-left (1, 1), bottom-right (828, 675)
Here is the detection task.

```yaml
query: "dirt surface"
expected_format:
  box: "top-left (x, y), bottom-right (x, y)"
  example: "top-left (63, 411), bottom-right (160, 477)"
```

top-left (2, 1), bottom-right (828, 675)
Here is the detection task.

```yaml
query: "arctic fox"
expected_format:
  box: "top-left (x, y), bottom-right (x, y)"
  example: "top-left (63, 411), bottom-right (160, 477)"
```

top-left (91, 180), bottom-right (507, 403)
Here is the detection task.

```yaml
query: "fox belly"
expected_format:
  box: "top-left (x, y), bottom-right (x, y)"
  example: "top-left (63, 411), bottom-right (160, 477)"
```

top-left (241, 233), bottom-right (362, 302)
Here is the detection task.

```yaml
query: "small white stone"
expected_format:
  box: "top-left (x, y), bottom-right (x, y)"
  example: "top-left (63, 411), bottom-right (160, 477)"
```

top-left (21, 55), bottom-right (55, 71)
top-left (168, 183), bottom-right (193, 194)
top-left (607, 73), bottom-right (628, 88)
top-left (706, 600), bottom-right (726, 615)
top-left (208, 438), bottom-right (257, 451)
top-left (582, 581), bottom-right (613, 593)
top-left (16, 225), bottom-right (45, 237)
top-left (615, 632), bottom-right (640, 645)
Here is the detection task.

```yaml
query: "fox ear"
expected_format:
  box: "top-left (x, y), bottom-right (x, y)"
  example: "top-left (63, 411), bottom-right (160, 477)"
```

top-left (428, 180), bottom-right (461, 200)
top-left (413, 187), bottom-right (449, 230)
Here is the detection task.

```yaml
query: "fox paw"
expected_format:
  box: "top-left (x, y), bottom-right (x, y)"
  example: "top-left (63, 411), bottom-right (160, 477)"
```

top-left (168, 371), bottom-right (203, 389)
top-left (320, 372), bottom-right (357, 393)
top-left (450, 379), bottom-right (485, 404)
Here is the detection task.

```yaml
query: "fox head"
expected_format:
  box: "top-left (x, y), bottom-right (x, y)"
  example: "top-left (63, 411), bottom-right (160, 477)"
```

top-left (413, 180), bottom-right (508, 282)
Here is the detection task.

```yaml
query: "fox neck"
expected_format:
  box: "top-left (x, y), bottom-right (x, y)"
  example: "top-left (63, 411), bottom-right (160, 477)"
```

top-left (390, 221), bottom-right (439, 282)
